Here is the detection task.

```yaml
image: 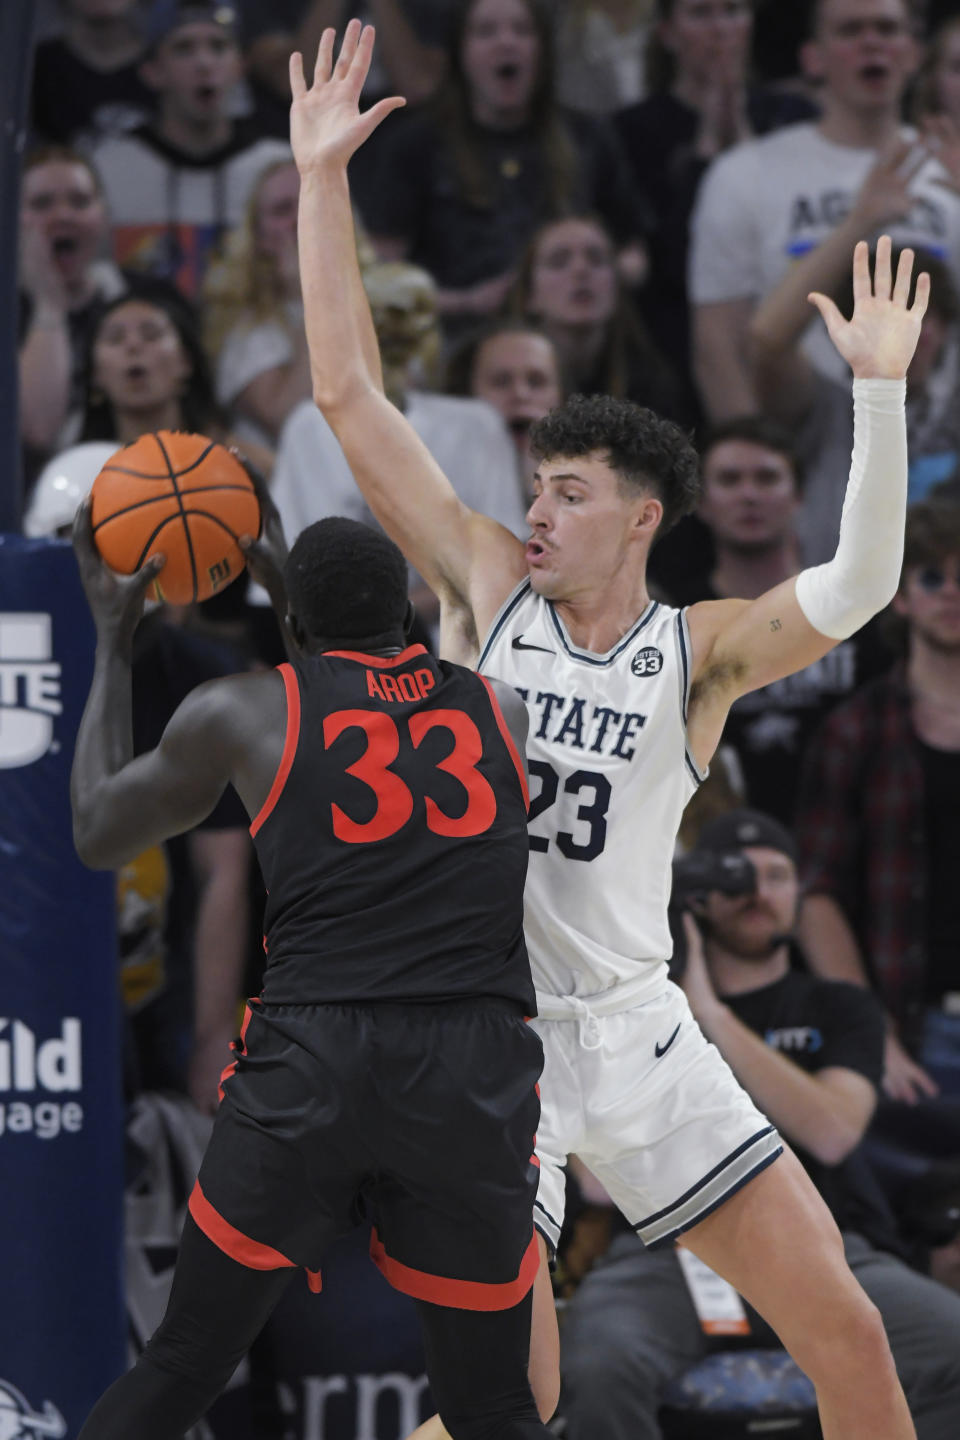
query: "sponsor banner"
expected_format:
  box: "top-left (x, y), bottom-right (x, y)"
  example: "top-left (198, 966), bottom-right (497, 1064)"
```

top-left (0, 540), bottom-right (124, 1432)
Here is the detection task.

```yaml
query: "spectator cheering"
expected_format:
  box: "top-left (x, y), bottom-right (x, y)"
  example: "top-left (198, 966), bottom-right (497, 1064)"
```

top-left (615, 0), bottom-right (816, 398)
top-left (689, 0), bottom-right (960, 421)
top-left (797, 499), bottom-right (960, 1102)
top-left (18, 145), bottom-right (186, 477)
top-left (90, 0), bottom-right (290, 298)
top-left (79, 292), bottom-right (223, 446)
top-left (510, 214), bottom-right (686, 419)
top-left (446, 319), bottom-right (563, 498)
top-left (363, 0), bottom-right (643, 330)
top-left (204, 159), bottom-right (313, 450)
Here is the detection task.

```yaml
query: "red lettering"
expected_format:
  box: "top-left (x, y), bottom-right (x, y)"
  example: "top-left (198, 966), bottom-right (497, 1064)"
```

top-left (366, 671), bottom-right (386, 701)
top-left (321, 707), bottom-right (499, 844)
top-left (323, 710), bottom-right (413, 843)
top-left (415, 669), bottom-right (435, 698)
top-left (380, 674), bottom-right (402, 702)
top-left (397, 673), bottom-right (419, 702)
top-left (409, 710), bottom-right (497, 838)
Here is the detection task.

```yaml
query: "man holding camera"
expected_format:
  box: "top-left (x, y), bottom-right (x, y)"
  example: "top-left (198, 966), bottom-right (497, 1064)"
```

top-left (560, 809), bottom-right (960, 1440)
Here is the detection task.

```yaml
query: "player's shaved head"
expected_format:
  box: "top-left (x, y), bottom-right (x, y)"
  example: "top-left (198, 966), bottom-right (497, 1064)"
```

top-left (284, 518), bottom-right (410, 644)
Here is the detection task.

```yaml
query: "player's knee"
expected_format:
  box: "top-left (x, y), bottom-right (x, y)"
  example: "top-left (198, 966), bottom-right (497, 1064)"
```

top-left (148, 1316), bottom-right (245, 1392)
top-left (791, 1288), bottom-right (890, 1383)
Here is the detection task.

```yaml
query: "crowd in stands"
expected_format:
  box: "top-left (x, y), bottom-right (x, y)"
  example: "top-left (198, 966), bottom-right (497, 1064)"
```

top-left (18, 0), bottom-right (960, 1435)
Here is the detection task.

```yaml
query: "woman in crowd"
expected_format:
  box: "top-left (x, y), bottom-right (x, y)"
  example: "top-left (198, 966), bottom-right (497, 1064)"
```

top-left (614, 0), bottom-right (815, 394)
top-left (204, 156), bottom-right (379, 453)
top-left (18, 145), bottom-right (184, 479)
top-left (77, 291), bottom-right (276, 657)
top-left (203, 159), bottom-right (313, 453)
top-left (363, 0), bottom-right (643, 331)
top-left (509, 214), bottom-right (686, 422)
top-left (446, 319), bottom-right (563, 498)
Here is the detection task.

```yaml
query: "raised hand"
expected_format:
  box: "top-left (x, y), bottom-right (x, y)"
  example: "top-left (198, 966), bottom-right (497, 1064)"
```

top-left (808, 236), bottom-right (930, 380)
top-left (289, 21), bottom-right (405, 176)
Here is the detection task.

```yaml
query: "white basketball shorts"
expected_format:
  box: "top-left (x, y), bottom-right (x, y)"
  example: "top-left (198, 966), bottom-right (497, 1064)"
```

top-left (532, 980), bottom-right (783, 1251)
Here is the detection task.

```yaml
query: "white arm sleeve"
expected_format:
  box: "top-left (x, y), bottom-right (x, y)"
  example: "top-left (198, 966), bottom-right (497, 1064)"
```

top-left (794, 378), bottom-right (907, 641)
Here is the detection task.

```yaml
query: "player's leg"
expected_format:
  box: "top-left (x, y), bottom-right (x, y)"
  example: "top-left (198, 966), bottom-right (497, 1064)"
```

top-left (415, 1289), bottom-right (552, 1440)
top-left (78, 1214), bottom-right (294, 1440)
top-left (404, 1235), bottom-right (557, 1440)
top-left (682, 1147), bottom-right (915, 1440)
top-left (841, 1232), bottom-right (960, 1440)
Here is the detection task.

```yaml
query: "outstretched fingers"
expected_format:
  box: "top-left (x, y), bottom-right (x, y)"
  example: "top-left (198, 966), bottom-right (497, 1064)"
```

top-left (892, 246), bottom-right (914, 308)
top-left (873, 232), bottom-right (893, 301)
top-left (851, 238), bottom-right (872, 308)
top-left (911, 268), bottom-right (931, 322)
top-left (314, 27), bottom-right (336, 87)
top-left (334, 18), bottom-right (364, 82)
top-left (289, 50), bottom-right (306, 99)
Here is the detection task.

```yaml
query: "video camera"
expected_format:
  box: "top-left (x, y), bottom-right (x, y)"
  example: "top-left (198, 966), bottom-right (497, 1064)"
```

top-left (668, 849), bottom-right (757, 980)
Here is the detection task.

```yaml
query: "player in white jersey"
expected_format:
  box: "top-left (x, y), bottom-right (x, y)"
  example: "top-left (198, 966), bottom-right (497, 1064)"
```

top-left (290, 25), bottom-right (925, 1440)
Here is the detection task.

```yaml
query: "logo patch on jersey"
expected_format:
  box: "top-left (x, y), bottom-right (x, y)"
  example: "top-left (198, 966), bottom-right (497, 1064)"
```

top-left (654, 1023), bottom-right (681, 1058)
top-left (512, 635), bottom-right (554, 655)
top-left (631, 646), bottom-right (663, 678)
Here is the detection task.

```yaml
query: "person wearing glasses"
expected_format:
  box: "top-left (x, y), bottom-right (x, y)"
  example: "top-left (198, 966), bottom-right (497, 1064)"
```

top-left (796, 498), bottom-right (960, 1104)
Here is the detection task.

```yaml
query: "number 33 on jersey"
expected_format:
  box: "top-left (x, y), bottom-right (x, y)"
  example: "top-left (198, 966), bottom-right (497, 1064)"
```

top-left (248, 643), bottom-right (535, 1010)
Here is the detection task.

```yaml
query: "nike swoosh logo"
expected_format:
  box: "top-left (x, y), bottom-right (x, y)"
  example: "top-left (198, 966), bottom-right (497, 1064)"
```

top-left (655, 1023), bottom-right (681, 1059)
top-left (512, 635), bottom-right (554, 654)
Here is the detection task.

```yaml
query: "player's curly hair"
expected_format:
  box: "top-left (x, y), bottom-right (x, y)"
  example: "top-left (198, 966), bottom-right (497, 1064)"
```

top-left (284, 518), bottom-right (409, 642)
top-left (529, 393), bottom-right (701, 536)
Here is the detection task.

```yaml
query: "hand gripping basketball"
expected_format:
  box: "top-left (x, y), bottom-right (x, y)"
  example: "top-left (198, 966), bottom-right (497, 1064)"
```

top-left (89, 431), bottom-right (261, 605)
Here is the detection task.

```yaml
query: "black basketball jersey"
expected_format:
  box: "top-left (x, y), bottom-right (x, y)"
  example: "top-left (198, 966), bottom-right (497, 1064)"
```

top-left (250, 644), bottom-right (534, 1010)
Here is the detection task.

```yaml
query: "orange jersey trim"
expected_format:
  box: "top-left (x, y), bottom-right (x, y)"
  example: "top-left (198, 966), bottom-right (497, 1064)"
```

top-left (188, 1181), bottom-right (322, 1290)
top-left (479, 676), bottom-right (530, 810)
top-left (217, 1001), bottom-right (257, 1103)
top-left (250, 664), bottom-right (301, 838)
top-left (368, 1226), bottom-right (539, 1311)
top-left (322, 644), bottom-right (429, 668)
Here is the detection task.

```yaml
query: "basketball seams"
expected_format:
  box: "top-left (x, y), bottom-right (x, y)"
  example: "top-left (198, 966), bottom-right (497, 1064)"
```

top-left (91, 430), bottom-right (258, 604)
top-left (98, 438), bottom-right (222, 484)
top-left (92, 485), bottom-right (259, 533)
top-left (132, 512), bottom-right (194, 572)
top-left (184, 509), bottom-right (258, 543)
top-left (155, 431), bottom-right (199, 602)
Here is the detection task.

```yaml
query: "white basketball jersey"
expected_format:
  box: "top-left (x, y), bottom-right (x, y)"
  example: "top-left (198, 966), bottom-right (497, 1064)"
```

top-left (479, 582), bottom-right (706, 999)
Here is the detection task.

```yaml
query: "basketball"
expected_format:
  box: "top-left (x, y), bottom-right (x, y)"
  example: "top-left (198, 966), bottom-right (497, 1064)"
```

top-left (89, 431), bottom-right (261, 606)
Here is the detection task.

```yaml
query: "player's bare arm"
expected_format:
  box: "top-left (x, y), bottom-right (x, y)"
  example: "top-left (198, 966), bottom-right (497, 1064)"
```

top-left (686, 238), bottom-right (928, 768)
top-left (290, 22), bottom-right (525, 649)
top-left (70, 501), bottom-right (285, 869)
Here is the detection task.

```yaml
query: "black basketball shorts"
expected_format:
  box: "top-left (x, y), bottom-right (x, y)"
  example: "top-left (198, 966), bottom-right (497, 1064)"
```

top-left (189, 996), bottom-right (543, 1310)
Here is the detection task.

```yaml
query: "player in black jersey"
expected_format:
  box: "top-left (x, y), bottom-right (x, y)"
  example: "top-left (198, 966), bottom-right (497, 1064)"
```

top-left (70, 509), bottom-right (550, 1440)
